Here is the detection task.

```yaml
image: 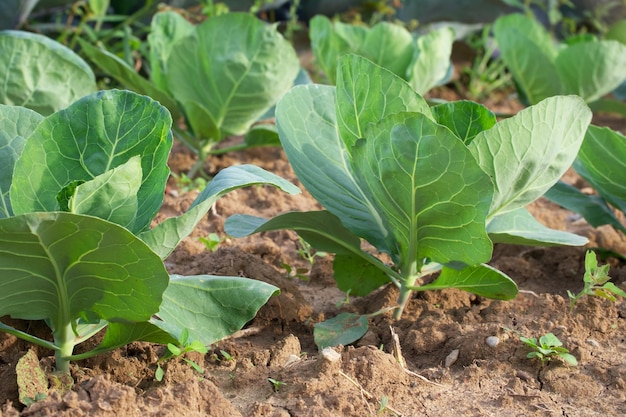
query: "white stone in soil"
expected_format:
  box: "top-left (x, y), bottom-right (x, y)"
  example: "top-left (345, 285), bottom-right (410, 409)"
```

top-left (485, 336), bottom-right (500, 348)
top-left (320, 347), bottom-right (341, 362)
top-left (444, 349), bottom-right (459, 367)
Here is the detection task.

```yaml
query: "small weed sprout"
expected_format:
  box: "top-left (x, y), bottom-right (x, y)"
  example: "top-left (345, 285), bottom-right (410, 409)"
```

top-left (336, 289), bottom-right (352, 307)
top-left (377, 395), bottom-right (401, 416)
top-left (200, 0), bottom-right (231, 17)
top-left (198, 233), bottom-right (225, 252)
top-left (460, 24), bottom-right (513, 101)
top-left (568, 250), bottom-right (626, 311)
top-left (172, 172), bottom-right (208, 193)
top-left (296, 235), bottom-right (328, 266)
top-left (219, 350), bottom-right (234, 361)
top-left (209, 349), bottom-right (236, 368)
top-left (280, 237), bottom-right (329, 281)
top-left (155, 329), bottom-right (208, 381)
top-left (520, 333), bottom-right (578, 366)
top-left (280, 262), bottom-right (310, 281)
top-left (378, 396), bottom-right (390, 415)
top-left (268, 377), bottom-right (286, 392)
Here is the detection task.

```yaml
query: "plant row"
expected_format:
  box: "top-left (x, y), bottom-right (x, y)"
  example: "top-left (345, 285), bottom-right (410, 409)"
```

top-left (1, 6), bottom-right (626, 381)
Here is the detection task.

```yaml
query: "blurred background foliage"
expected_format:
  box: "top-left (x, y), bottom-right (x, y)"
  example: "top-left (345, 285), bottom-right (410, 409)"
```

top-left (3, 0), bottom-right (626, 107)
top-left (4, 0), bottom-right (626, 30)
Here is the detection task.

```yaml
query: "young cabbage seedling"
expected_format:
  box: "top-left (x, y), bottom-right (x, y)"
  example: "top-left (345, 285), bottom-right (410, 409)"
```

top-left (568, 250), bottom-right (626, 311)
top-left (226, 55), bottom-right (591, 347)
top-left (520, 333), bottom-right (578, 366)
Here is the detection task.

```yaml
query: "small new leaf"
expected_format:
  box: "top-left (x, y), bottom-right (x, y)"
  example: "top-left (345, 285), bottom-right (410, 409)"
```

top-left (167, 343), bottom-right (182, 357)
top-left (268, 377), bottom-right (286, 392)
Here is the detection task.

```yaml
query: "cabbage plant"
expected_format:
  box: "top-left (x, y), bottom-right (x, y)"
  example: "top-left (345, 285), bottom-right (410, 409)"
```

top-left (494, 13), bottom-right (626, 105)
top-left (226, 55), bottom-right (591, 345)
top-left (0, 90), bottom-right (300, 373)
top-left (310, 15), bottom-right (453, 94)
top-left (0, 30), bottom-right (97, 115)
top-left (80, 11), bottom-right (300, 176)
top-left (545, 125), bottom-right (626, 243)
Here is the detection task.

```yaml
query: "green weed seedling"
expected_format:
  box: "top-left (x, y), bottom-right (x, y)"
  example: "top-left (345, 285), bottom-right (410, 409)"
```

top-left (219, 350), bottom-right (234, 361)
top-left (280, 236), bottom-right (328, 281)
top-left (210, 349), bottom-right (234, 363)
top-left (155, 329), bottom-right (207, 382)
top-left (267, 378), bottom-right (287, 392)
top-left (199, 233), bottom-right (225, 252)
top-left (268, 377), bottom-right (286, 392)
top-left (172, 172), bottom-right (208, 193)
top-left (378, 395), bottom-right (401, 416)
top-left (297, 235), bottom-right (328, 266)
top-left (336, 289), bottom-right (352, 308)
top-left (281, 262), bottom-right (310, 281)
top-left (520, 333), bottom-right (578, 366)
top-left (568, 250), bottom-right (626, 311)
top-left (460, 24), bottom-right (512, 101)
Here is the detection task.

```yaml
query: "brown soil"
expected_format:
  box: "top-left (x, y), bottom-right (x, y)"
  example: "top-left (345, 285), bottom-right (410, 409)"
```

top-left (1, 101), bottom-right (626, 417)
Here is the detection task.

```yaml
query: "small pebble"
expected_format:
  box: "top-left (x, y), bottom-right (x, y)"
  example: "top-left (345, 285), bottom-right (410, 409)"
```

top-left (485, 336), bottom-right (500, 348)
top-left (320, 347), bottom-right (341, 362)
top-left (283, 354), bottom-right (301, 367)
top-left (586, 339), bottom-right (601, 348)
top-left (516, 370), bottom-right (533, 382)
top-left (444, 349), bottom-right (459, 368)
